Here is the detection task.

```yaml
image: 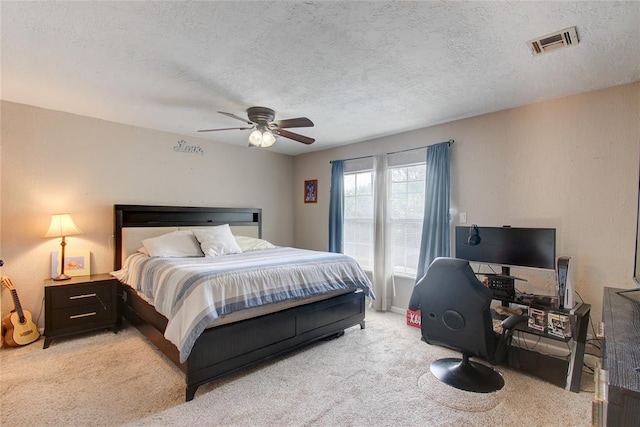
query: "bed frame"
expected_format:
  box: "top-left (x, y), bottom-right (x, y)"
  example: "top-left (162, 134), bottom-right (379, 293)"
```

top-left (114, 204), bottom-right (366, 401)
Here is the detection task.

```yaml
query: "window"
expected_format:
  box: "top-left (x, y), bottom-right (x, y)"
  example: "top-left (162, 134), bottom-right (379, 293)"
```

top-left (343, 162), bottom-right (427, 276)
top-left (343, 171), bottom-right (374, 270)
top-left (388, 164), bottom-right (426, 276)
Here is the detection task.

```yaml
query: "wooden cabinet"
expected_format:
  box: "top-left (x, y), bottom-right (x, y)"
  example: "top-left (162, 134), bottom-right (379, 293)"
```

top-left (594, 288), bottom-right (640, 426)
top-left (43, 274), bottom-right (118, 348)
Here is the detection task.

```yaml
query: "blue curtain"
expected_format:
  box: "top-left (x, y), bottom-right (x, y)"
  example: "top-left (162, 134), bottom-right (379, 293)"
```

top-left (328, 160), bottom-right (344, 253)
top-left (415, 142), bottom-right (450, 282)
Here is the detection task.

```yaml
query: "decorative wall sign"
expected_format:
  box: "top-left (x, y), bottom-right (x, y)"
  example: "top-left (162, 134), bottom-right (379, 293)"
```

top-left (304, 179), bottom-right (318, 203)
top-left (174, 139), bottom-right (204, 155)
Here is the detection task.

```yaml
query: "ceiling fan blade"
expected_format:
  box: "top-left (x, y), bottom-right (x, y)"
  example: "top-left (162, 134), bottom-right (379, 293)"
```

top-left (197, 126), bottom-right (254, 132)
top-left (273, 117), bottom-right (314, 129)
top-left (218, 111), bottom-right (253, 125)
top-left (273, 128), bottom-right (315, 145)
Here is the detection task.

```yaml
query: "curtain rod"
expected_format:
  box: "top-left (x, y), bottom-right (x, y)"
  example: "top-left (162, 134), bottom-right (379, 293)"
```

top-left (329, 154), bottom-right (372, 164)
top-left (329, 139), bottom-right (454, 164)
top-left (386, 139), bottom-right (454, 156)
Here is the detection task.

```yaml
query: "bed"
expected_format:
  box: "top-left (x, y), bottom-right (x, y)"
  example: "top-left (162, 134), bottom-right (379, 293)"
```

top-left (113, 204), bottom-right (372, 401)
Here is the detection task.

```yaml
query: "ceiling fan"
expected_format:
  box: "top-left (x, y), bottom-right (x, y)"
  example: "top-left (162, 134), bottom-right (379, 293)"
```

top-left (198, 106), bottom-right (315, 147)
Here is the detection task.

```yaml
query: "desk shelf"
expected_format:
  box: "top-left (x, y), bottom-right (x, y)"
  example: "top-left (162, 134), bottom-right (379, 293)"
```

top-left (492, 298), bottom-right (591, 393)
top-left (507, 346), bottom-right (570, 389)
top-left (492, 309), bottom-right (573, 343)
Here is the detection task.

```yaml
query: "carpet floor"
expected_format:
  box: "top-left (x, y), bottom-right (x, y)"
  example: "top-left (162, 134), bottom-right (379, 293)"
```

top-left (0, 309), bottom-right (593, 426)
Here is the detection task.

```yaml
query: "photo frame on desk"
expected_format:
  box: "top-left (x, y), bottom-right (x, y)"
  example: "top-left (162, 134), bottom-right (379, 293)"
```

top-left (51, 250), bottom-right (90, 278)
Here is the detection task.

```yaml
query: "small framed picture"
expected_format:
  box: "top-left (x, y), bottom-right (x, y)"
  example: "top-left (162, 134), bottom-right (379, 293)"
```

top-left (304, 179), bottom-right (318, 203)
top-left (51, 250), bottom-right (91, 278)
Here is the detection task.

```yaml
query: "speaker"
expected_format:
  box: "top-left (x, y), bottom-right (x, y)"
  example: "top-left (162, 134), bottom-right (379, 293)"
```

top-left (556, 256), bottom-right (574, 309)
top-left (467, 225), bottom-right (481, 245)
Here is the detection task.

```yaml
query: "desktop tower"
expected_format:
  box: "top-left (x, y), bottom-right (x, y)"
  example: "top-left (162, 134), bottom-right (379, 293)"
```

top-left (556, 256), bottom-right (574, 309)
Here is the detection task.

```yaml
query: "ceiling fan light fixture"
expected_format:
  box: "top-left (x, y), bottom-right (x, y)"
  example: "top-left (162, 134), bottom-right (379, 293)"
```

top-left (262, 130), bottom-right (276, 147)
top-left (202, 107), bottom-right (314, 147)
top-left (248, 129), bottom-right (263, 146)
top-left (248, 129), bottom-right (277, 148)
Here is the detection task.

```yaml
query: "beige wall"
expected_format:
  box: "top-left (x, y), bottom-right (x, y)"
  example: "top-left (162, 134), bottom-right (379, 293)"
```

top-left (0, 101), bottom-right (294, 326)
top-left (2, 82), bottom-right (638, 328)
top-left (293, 82), bottom-right (640, 323)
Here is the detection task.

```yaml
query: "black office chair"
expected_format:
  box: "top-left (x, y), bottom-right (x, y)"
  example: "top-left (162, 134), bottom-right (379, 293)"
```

top-left (409, 257), bottom-right (528, 393)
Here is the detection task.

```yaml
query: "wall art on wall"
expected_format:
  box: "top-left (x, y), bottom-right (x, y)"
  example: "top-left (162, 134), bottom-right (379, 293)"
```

top-left (51, 250), bottom-right (91, 278)
top-left (174, 139), bottom-right (204, 155)
top-left (304, 179), bottom-right (318, 203)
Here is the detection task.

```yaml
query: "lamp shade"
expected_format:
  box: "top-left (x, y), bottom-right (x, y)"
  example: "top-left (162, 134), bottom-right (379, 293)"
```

top-left (248, 130), bottom-right (263, 147)
top-left (44, 213), bottom-right (83, 238)
top-left (248, 129), bottom-right (277, 148)
top-left (262, 131), bottom-right (276, 147)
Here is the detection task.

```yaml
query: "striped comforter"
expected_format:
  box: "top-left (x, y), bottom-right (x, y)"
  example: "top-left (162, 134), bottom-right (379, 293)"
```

top-left (112, 247), bottom-right (374, 362)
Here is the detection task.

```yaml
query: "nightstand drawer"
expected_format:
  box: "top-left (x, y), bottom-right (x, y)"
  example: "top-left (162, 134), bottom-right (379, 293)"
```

top-left (50, 282), bottom-right (113, 309)
top-left (50, 303), bottom-right (113, 331)
top-left (44, 274), bottom-right (119, 348)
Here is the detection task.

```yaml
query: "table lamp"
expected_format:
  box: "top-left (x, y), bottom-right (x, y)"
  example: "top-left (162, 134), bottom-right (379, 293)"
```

top-left (44, 213), bottom-right (83, 280)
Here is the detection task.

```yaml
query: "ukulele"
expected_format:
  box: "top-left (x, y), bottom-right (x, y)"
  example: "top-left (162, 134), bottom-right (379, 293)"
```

top-left (1, 276), bottom-right (40, 346)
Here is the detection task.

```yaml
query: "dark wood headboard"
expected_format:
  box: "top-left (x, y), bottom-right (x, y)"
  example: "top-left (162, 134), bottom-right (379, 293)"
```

top-left (113, 204), bottom-right (262, 270)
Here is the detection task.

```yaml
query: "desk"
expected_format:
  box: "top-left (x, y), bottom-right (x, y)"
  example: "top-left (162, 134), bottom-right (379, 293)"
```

top-left (493, 297), bottom-right (591, 393)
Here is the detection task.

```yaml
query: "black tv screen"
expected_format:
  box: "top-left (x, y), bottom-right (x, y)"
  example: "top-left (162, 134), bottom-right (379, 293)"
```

top-left (455, 226), bottom-right (556, 270)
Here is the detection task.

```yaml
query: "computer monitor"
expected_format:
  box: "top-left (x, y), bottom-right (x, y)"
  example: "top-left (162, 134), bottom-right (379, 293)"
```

top-left (454, 226), bottom-right (556, 275)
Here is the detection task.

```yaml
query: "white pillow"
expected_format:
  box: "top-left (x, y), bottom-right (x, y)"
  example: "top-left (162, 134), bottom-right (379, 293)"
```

top-left (234, 235), bottom-right (276, 252)
top-left (142, 230), bottom-right (204, 258)
top-left (193, 224), bottom-right (242, 257)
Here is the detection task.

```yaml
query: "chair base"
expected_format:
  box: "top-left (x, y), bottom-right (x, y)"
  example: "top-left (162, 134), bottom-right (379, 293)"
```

top-left (430, 355), bottom-right (504, 393)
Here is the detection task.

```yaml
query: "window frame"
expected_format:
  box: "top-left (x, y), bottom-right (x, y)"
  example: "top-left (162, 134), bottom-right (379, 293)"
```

top-left (343, 169), bottom-right (375, 271)
top-left (387, 162), bottom-right (426, 277)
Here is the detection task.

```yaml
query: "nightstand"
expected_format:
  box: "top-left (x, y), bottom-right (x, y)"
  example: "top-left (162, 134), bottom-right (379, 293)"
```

top-left (43, 273), bottom-right (118, 349)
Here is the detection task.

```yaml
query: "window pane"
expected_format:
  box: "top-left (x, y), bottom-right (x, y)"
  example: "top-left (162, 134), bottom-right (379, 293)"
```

top-left (343, 222), bottom-right (355, 241)
top-left (343, 163), bottom-right (427, 276)
top-left (356, 196), bottom-right (373, 218)
top-left (344, 174), bottom-right (356, 196)
top-left (344, 196), bottom-right (356, 218)
top-left (344, 242), bottom-right (355, 256)
top-left (343, 171), bottom-right (374, 271)
top-left (390, 199), bottom-right (407, 219)
top-left (388, 163), bottom-right (426, 276)
top-left (407, 165), bottom-right (425, 181)
top-left (356, 172), bottom-right (372, 195)
top-left (391, 168), bottom-right (407, 182)
top-left (407, 194), bottom-right (424, 218)
top-left (407, 180), bottom-right (423, 194)
top-left (391, 182), bottom-right (407, 196)
top-left (355, 221), bottom-right (372, 242)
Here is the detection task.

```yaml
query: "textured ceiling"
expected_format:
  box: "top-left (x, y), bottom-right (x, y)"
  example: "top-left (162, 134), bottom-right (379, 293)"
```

top-left (1, 1), bottom-right (639, 156)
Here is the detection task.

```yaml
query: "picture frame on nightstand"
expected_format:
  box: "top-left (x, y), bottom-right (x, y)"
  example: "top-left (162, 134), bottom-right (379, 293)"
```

top-left (51, 250), bottom-right (90, 278)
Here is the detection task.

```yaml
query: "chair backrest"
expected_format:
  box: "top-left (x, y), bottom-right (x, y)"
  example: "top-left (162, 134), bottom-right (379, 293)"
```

top-left (411, 257), bottom-right (495, 359)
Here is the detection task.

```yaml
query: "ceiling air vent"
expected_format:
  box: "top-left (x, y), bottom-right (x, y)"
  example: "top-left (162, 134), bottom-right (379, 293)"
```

top-left (527, 26), bottom-right (579, 56)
